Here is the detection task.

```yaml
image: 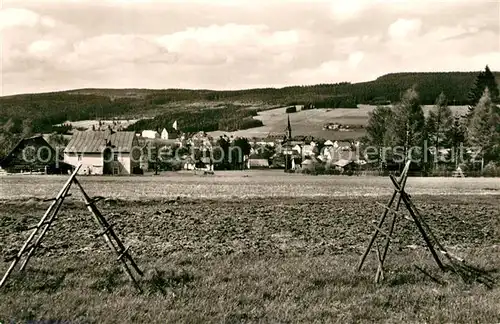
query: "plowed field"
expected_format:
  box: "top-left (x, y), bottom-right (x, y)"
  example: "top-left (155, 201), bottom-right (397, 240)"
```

top-left (0, 175), bottom-right (499, 323)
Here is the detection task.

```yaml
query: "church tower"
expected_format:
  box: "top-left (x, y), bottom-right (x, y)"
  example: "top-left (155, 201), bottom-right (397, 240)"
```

top-left (286, 115), bottom-right (292, 140)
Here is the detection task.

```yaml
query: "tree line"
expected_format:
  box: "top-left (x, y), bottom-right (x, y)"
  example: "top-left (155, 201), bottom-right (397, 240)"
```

top-left (126, 106), bottom-right (263, 133)
top-left (363, 66), bottom-right (499, 175)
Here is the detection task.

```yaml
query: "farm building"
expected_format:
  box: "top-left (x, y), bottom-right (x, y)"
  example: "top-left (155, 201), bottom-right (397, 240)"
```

top-left (280, 143), bottom-right (294, 155)
top-left (161, 128), bottom-right (169, 140)
top-left (332, 159), bottom-right (356, 172)
top-left (270, 153), bottom-right (301, 170)
top-left (300, 157), bottom-right (319, 171)
top-left (292, 144), bottom-right (302, 154)
top-left (160, 127), bottom-right (181, 140)
top-left (160, 120), bottom-right (180, 140)
top-left (0, 135), bottom-right (73, 174)
top-left (247, 158), bottom-right (270, 169)
top-left (141, 130), bottom-right (159, 139)
top-left (321, 145), bottom-right (360, 162)
top-left (265, 132), bottom-right (286, 143)
top-left (158, 139), bottom-right (182, 148)
top-left (253, 137), bottom-right (276, 147)
top-left (302, 143), bottom-right (317, 156)
top-left (64, 130), bottom-right (141, 175)
top-left (183, 156), bottom-right (196, 170)
top-left (324, 140), bottom-right (335, 147)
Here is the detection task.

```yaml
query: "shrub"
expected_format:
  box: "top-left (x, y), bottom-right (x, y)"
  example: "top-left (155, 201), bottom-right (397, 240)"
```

top-left (482, 162), bottom-right (500, 177)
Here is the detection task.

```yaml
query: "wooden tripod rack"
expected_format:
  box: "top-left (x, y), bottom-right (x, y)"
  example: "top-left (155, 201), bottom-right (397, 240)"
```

top-left (0, 165), bottom-right (144, 292)
top-left (356, 161), bottom-right (495, 288)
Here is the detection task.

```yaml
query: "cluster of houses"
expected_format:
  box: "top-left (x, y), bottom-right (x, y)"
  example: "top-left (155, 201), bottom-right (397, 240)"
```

top-left (140, 120), bottom-right (179, 140)
top-left (322, 122), bottom-right (362, 131)
top-left (245, 117), bottom-right (364, 172)
top-left (0, 118), bottom-right (366, 175)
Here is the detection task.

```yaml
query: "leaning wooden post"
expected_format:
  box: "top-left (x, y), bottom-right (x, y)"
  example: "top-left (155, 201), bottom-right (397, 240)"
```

top-left (0, 165), bottom-right (80, 289)
top-left (19, 181), bottom-right (73, 271)
top-left (357, 162), bottom-right (410, 272)
top-left (73, 178), bottom-right (143, 292)
top-left (389, 175), bottom-right (445, 271)
top-left (74, 178), bottom-right (143, 276)
top-left (375, 161), bottom-right (411, 282)
top-left (357, 191), bottom-right (397, 271)
top-left (375, 243), bottom-right (384, 283)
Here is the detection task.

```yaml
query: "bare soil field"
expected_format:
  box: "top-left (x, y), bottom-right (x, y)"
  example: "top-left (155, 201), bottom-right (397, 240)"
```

top-left (0, 176), bottom-right (499, 323)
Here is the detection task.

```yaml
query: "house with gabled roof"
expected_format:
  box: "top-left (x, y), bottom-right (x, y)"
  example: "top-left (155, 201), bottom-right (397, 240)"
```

top-left (64, 130), bottom-right (141, 175)
top-left (324, 140), bottom-right (335, 147)
top-left (0, 135), bottom-right (73, 174)
top-left (332, 158), bottom-right (356, 173)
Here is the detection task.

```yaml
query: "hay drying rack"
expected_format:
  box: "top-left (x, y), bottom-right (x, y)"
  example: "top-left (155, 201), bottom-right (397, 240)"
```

top-left (357, 160), bottom-right (495, 288)
top-left (0, 164), bottom-right (144, 292)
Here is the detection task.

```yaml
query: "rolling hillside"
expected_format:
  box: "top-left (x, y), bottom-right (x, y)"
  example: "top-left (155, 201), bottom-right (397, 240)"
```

top-left (0, 70), bottom-right (498, 154)
top-left (208, 105), bottom-right (470, 141)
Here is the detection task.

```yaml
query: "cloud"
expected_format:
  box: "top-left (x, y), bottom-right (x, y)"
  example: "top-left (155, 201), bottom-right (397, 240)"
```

top-left (1, 0), bottom-right (498, 95)
top-left (388, 18), bottom-right (422, 40)
top-left (156, 24), bottom-right (299, 52)
top-left (348, 51), bottom-right (364, 68)
top-left (0, 8), bottom-right (60, 30)
top-left (27, 39), bottom-right (65, 58)
top-left (0, 8), bottom-right (40, 30)
top-left (156, 24), bottom-right (267, 50)
top-left (153, 24), bottom-right (301, 66)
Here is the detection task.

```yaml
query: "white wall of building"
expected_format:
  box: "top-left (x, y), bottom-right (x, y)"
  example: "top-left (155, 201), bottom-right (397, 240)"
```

top-left (116, 153), bottom-right (132, 174)
top-left (64, 152), bottom-right (137, 175)
top-left (142, 130), bottom-right (159, 139)
top-left (64, 153), bottom-right (103, 175)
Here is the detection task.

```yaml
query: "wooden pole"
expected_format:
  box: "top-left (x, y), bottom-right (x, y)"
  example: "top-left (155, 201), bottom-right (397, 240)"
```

top-left (73, 178), bottom-right (143, 291)
top-left (357, 161), bottom-right (410, 272)
top-left (374, 161), bottom-right (411, 281)
top-left (81, 184), bottom-right (142, 276)
top-left (389, 175), bottom-right (445, 271)
top-left (19, 181), bottom-right (73, 271)
top-left (375, 243), bottom-right (384, 282)
top-left (356, 191), bottom-right (396, 271)
top-left (0, 165), bottom-right (80, 289)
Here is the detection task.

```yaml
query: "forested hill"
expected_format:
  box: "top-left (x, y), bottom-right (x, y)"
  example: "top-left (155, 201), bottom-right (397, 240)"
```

top-left (61, 71), bottom-right (500, 105)
top-left (1, 71), bottom-right (499, 135)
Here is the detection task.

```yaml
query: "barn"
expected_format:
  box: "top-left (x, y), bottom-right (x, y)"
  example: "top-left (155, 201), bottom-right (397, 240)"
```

top-left (247, 158), bottom-right (270, 169)
top-left (0, 135), bottom-right (73, 174)
top-left (64, 130), bottom-right (141, 175)
top-left (332, 159), bottom-right (356, 173)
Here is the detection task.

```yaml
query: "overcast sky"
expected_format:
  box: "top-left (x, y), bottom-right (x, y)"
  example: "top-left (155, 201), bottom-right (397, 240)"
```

top-left (0, 0), bottom-right (499, 96)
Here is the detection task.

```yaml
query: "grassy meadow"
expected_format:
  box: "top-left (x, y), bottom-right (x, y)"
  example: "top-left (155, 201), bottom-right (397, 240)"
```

top-left (1, 171), bottom-right (499, 201)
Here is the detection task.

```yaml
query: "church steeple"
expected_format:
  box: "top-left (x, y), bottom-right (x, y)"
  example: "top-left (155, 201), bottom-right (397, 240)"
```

top-left (286, 115), bottom-right (292, 140)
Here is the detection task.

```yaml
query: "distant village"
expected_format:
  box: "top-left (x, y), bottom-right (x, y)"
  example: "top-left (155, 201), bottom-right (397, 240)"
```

top-left (0, 117), bottom-right (367, 176)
